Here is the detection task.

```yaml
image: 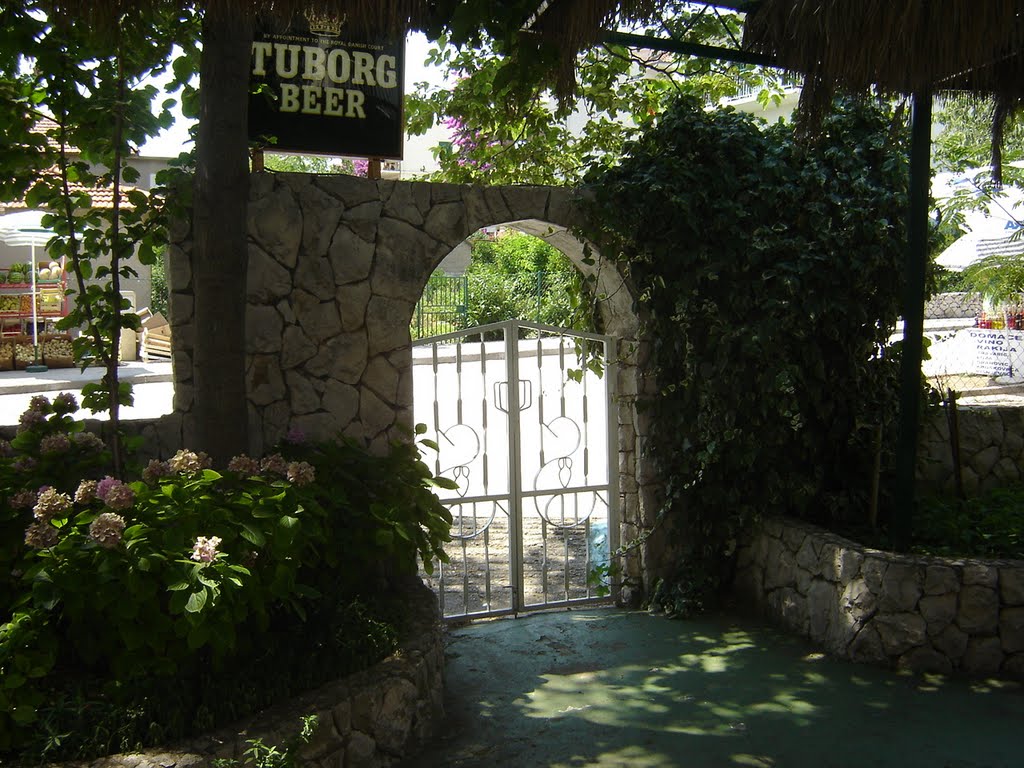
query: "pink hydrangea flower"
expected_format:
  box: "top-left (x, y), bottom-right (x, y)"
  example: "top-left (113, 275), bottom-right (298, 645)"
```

top-left (89, 512), bottom-right (126, 549)
top-left (74, 479), bottom-right (98, 504)
top-left (25, 522), bottom-right (59, 550)
top-left (260, 453), bottom-right (288, 476)
top-left (286, 461), bottom-right (315, 487)
top-left (142, 459), bottom-right (172, 485)
top-left (227, 454), bottom-right (261, 475)
top-left (96, 476), bottom-right (135, 511)
top-left (33, 487), bottom-right (73, 523)
top-left (191, 535), bottom-right (223, 564)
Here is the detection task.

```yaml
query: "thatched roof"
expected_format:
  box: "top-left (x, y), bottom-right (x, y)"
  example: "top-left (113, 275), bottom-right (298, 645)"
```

top-left (743, 1), bottom-right (1024, 99)
top-left (43, 1), bottom-right (1024, 108)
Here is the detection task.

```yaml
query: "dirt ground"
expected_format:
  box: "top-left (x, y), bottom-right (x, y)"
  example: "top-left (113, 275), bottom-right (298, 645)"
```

top-left (421, 508), bottom-right (610, 618)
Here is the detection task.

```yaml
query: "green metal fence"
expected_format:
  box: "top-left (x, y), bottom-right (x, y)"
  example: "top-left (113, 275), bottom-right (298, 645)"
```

top-left (412, 274), bottom-right (468, 340)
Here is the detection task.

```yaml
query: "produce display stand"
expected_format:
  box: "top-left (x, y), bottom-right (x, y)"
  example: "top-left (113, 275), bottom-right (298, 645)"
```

top-left (0, 230), bottom-right (68, 372)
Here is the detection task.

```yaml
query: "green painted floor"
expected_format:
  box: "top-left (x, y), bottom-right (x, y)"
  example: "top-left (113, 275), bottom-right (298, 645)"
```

top-left (406, 607), bottom-right (1023, 768)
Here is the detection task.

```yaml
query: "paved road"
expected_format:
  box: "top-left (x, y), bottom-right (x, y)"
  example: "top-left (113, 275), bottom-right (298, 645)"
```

top-left (408, 607), bottom-right (1023, 768)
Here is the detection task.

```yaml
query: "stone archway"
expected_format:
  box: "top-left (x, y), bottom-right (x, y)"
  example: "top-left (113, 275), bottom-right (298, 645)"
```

top-left (166, 173), bottom-right (666, 601)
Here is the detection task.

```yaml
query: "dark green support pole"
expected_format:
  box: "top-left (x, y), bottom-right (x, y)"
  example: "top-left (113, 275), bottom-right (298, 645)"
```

top-left (893, 88), bottom-right (933, 551)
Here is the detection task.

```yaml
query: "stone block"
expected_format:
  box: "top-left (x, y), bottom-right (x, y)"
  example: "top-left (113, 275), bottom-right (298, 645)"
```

top-left (898, 645), bottom-right (953, 675)
top-left (806, 579), bottom-right (837, 641)
top-left (839, 579), bottom-right (876, 626)
top-left (423, 201), bottom-right (468, 248)
top-left (345, 730), bottom-right (376, 768)
top-left (381, 181), bottom-right (426, 226)
top-left (1000, 567), bottom-right (1024, 605)
top-left (286, 370), bottom-right (320, 415)
top-left (333, 700), bottom-right (352, 735)
top-left (923, 565), bottom-right (959, 596)
top-left (167, 243), bottom-right (193, 291)
top-left (247, 354), bottom-right (286, 406)
top-left (372, 218), bottom-right (440, 303)
top-left (247, 244), bottom-right (293, 303)
top-left (930, 623), bottom-right (969, 660)
top-left (374, 679), bottom-right (418, 755)
top-left (873, 613), bottom-right (927, 656)
top-left (336, 281), bottom-right (371, 332)
top-left (360, 388), bottom-right (397, 436)
top-left (366, 296), bottom-right (413, 357)
top-left (763, 546), bottom-right (797, 591)
top-left (768, 587), bottom-right (808, 635)
top-left (294, 289), bottom-right (343, 342)
top-left (781, 523), bottom-right (806, 552)
top-left (968, 445), bottom-right (1001, 480)
top-left (999, 606), bottom-right (1024, 654)
top-left (795, 537), bottom-right (819, 573)
top-left (963, 563), bottom-right (998, 588)
top-left (321, 380), bottom-right (360, 428)
top-left (281, 326), bottom-right (318, 369)
top-left (330, 226), bottom-right (376, 283)
top-left (957, 585), bottom-right (1000, 635)
top-left (919, 593), bottom-right (957, 628)
top-left (961, 636), bottom-right (1004, 676)
top-left (1003, 653), bottom-right (1024, 681)
top-left (249, 184), bottom-right (302, 268)
top-left (246, 305), bottom-right (284, 354)
top-left (862, 557), bottom-right (888, 594)
top-left (295, 253), bottom-right (337, 301)
top-left (848, 625), bottom-right (887, 664)
top-left (879, 561), bottom-right (923, 612)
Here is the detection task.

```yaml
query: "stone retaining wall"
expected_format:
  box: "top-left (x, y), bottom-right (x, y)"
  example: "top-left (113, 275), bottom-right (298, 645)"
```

top-left (60, 582), bottom-right (445, 768)
top-left (918, 404), bottom-right (1024, 495)
top-left (734, 516), bottom-right (1024, 679)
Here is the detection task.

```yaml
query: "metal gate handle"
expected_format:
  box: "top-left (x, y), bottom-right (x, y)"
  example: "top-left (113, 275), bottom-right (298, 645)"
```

top-left (494, 379), bottom-right (533, 413)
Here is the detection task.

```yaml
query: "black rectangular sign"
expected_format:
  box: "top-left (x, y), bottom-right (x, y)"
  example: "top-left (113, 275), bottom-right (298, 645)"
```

top-left (248, 12), bottom-right (404, 159)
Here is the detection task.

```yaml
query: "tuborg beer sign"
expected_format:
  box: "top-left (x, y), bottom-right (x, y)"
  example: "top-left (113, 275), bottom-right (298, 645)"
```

top-left (248, 11), bottom-right (404, 159)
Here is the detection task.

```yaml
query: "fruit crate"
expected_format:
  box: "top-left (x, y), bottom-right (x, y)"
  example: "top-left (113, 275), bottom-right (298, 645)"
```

top-left (41, 333), bottom-right (74, 368)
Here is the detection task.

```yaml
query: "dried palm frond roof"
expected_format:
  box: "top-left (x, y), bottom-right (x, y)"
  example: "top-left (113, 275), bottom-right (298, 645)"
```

top-left (743, 0), bottom-right (1024, 98)
top-left (40, 0), bottom-right (664, 97)
top-left (42, 0), bottom-right (1024, 110)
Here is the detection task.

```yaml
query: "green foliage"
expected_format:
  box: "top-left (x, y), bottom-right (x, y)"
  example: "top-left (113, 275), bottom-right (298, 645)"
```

top-left (407, 6), bottom-right (792, 185)
top-left (462, 231), bottom-right (590, 331)
top-left (578, 95), bottom-right (909, 612)
top-left (212, 715), bottom-right (319, 768)
top-left (0, 3), bottom-right (200, 472)
top-left (0, 398), bottom-right (452, 759)
top-left (911, 486), bottom-right (1024, 560)
top-left (148, 249), bottom-right (168, 317)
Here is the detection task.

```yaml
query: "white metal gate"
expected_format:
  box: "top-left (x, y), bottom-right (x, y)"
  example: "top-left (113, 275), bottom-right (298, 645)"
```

top-left (414, 320), bottom-right (618, 619)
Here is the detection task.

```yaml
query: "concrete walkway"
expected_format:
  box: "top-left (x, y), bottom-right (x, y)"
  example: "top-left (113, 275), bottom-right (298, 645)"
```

top-left (0, 360), bottom-right (173, 425)
top-left (408, 607), bottom-right (1022, 768)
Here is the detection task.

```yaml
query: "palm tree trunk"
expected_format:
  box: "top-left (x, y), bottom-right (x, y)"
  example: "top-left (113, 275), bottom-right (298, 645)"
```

top-left (192, 7), bottom-right (252, 464)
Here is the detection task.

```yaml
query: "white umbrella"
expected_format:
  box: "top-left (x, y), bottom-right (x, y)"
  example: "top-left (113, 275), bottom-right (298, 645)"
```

top-left (0, 210), bottom-right (56, 371)
top-left (933, 170), bottom-right (1024, 271)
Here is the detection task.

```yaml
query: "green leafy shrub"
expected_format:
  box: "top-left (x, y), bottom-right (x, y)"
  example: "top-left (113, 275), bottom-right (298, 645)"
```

top-left (463, 231), bottom-right (590, 331)
top-left (579, 95), bottom-right (909, 612)
top-left (0, 397), bottom-right (452, 760)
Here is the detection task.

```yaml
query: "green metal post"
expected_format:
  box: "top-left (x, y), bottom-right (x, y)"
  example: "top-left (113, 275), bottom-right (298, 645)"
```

top-left (893, 89), bottom-right (933, 551)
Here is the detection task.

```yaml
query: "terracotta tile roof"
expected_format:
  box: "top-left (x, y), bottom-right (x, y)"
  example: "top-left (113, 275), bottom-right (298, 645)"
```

top-left (1, 176), bottom-right (141, 213)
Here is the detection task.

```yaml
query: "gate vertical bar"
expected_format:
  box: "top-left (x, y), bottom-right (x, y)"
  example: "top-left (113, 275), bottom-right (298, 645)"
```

top-left (505, 320), bottom-right (525, 612)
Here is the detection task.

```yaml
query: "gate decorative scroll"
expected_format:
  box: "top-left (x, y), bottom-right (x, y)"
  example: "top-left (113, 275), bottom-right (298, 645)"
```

top-left (413, 320), bottom-right (618, 620)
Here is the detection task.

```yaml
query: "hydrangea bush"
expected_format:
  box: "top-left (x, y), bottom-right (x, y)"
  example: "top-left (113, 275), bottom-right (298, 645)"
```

top-left (0, 396), bottom-right (453, 756)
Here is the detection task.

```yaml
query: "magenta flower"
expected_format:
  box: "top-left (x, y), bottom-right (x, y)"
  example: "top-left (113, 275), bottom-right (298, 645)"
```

top-left (96, 476), bottom-right (134, 511)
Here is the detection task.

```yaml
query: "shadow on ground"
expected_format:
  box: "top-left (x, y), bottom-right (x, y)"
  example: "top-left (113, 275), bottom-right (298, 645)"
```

top-left (406, 607), bottom-right (1022, 768)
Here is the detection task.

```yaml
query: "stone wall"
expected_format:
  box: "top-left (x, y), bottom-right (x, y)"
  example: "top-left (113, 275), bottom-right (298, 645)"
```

top-left (734, 516), bottom-right (1024, 679)
top-left (161, 173), bottom-right (668, 597)
top-left (918, 404), bottom-right (1024, 495)
top-left (60, 582), bottom-right (445, 768)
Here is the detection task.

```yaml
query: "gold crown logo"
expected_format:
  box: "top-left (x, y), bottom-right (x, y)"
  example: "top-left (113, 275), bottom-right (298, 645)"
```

top-left (303, 9), bottom-right (344, 37)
